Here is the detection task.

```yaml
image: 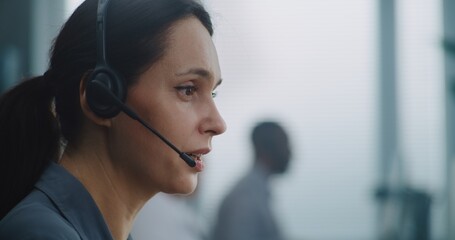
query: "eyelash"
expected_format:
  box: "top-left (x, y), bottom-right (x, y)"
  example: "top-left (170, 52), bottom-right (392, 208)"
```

top-left (175, 86), bottom-right (197, 96)
top-left (175, 86), bottom-right (218, 99)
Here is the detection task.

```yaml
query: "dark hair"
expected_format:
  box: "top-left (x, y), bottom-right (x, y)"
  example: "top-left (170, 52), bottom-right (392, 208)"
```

top-left (251, 121), bottom-right (291, 169)
top-left (251, 121), bottom-right (285, 154)
top-left (0, 0), bottom-right (213, 219)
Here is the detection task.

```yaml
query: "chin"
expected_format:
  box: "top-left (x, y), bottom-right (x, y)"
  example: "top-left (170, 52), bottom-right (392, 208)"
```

top-left (165, 174), bottom-right (198, 195)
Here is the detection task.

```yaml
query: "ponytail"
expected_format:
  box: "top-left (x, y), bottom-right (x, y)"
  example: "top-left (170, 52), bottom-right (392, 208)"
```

top-left (0, 75), bottom-right (60, 219)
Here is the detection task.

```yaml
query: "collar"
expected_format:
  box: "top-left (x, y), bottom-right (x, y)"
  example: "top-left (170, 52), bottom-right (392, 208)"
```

top-left (35, 162), bottom-right (132, 240)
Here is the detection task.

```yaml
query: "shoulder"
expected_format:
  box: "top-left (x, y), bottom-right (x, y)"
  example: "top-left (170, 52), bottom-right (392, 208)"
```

top-left (0, 191), bottom-right (80, 240)
top-left (223, 175), bottom-right (263, 205)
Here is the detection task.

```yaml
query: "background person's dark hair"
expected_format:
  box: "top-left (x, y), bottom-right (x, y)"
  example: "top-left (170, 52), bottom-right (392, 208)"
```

top-left (251, 121), bottom-right (291, 173)
top-left (251, 121), bottom-right (284, 154)
top-left (0, 0), bottom-right (213, 219)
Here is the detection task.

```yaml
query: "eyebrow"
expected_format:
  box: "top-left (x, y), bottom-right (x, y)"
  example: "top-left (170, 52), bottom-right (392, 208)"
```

top-left (175, 68), bottom-right (223, 88)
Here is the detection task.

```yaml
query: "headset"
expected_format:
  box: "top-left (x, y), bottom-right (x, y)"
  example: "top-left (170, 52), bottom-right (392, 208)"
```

top-left (86, 0), bottom-right (124, 118)
top-left (85, 0), bottom-right (196, 167)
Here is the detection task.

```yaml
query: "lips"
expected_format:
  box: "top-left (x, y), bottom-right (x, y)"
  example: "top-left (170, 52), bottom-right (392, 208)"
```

top-left (185, 151), bottom-right (209, 172)
top-left (187, 153), bottom-right (202, 160)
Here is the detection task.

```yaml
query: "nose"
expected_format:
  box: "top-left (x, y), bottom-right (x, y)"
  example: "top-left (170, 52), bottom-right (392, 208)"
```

top-left (200, 101), bottom-right (227, 136)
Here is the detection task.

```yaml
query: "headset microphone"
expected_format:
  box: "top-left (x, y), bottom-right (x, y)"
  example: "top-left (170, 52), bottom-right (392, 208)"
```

top-left (86, 0), bottom-right (195, 167)
top-left (87, 79), bottom-right (197, 167)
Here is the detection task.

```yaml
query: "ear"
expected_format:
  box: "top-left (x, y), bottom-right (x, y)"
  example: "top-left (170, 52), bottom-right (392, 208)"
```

top-left (79, 72), bottom-right (112, 127)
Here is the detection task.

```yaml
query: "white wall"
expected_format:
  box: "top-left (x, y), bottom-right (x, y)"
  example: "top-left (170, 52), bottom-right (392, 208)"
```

top-left (396, 0), bottom-right (444, 238)
top-left (202, 1), bottom-right (377, 239)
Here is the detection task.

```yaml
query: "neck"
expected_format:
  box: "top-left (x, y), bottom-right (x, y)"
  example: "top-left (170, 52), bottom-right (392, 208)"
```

top-left (253, 160), bottom-right (272, 178)
top-left (60, 142), bottom-right (153, 240)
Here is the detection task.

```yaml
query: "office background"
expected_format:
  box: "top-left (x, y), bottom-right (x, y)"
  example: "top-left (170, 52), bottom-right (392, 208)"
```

top-left (1, 0), bottom-right (454, 239)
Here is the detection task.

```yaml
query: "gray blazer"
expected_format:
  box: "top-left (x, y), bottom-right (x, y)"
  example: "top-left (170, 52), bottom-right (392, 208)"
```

top-left (0, 163), bottom-right (133, 240)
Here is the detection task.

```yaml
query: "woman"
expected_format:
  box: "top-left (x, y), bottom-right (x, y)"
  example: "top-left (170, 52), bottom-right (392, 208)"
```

top-left (0, 0), bottom-right (226, 239)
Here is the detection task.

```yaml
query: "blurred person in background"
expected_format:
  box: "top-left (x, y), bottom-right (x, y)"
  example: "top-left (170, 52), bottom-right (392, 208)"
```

top-left (211, 121), bottom-right (292, 240)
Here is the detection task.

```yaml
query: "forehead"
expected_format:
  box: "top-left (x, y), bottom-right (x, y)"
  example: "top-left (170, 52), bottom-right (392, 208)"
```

top-left (159, 16), bottom-right (220, 77)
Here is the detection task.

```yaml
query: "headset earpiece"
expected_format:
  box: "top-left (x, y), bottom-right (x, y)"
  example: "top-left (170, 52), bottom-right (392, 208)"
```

top-left (85, 0), bottom-right (126, 119)
top-left (86, 66), bottom-right (126, 118)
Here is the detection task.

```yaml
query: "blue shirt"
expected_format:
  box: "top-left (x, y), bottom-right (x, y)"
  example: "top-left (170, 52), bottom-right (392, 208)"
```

top-left (0, 162), bottom-right (133, 240)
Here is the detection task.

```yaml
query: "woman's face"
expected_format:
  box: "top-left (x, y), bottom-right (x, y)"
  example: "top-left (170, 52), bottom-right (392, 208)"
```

top-left (108, 17), bottom-right (226, 196)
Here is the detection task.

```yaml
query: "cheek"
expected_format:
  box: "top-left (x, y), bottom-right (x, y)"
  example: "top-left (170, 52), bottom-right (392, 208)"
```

top-left (108, 115), bottom-right (165, 177)
top-left (148, 103), bottom-right (199, 148)
top-left (109, 114), bottom-right (199, 194)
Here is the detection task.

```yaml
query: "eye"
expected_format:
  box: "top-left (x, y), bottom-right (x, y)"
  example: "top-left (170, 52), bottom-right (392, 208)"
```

top-left (175, 86), bottom-right (198, 96)
top-left (211, 91), bottom-right (218, 98)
